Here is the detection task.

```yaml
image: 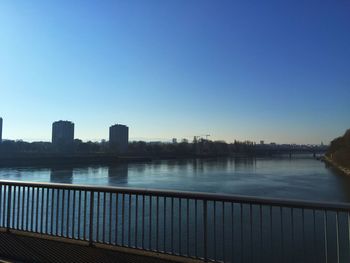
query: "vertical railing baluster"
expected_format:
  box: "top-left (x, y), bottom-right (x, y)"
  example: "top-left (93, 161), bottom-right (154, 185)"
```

top-left (96, 192), bottom-right (100, 243)
top-left (22, 186), bottom-right (25, 230)
top-left (270, 206), bottom-right (273, 262)
top-left (0, 184), bottom-right (3, 227)
top-left (335, 212), bottom-right (339, 263)
top-left (3, 185), bottom-right (6, 228)
top-left (41, 187), bottom-right (44, 233)
top-left (313, 209), bottom-right (317, 263)
top-left (240, 203), bottom-right (243, 263)
top-left (31, 187), bottom-right (34, 232)
top-left (109, 192), bottom-right (112, 244)
top-left (115, 193), bottom-right (119, 245)
top-left (291, 208), bottom-right (294, 263)
top-left (250, 204), bottom-right (253, 263)
top-left (203, 200), bottom-right (208, 261)
top-left (51, 189), bottom-right (54, 235)
top-left (6, 185), bottom-right (9, 228)
top-left (213, 201), bottom-right (216, 261)
top-left (26, 187), bottom-right (29, 231)
top-left (7, 185), bottom-right (12, 231)
top-left (348, 212), bottom-right (350, 263)
top-left (12, 185), bottom-right (14, 229)
top-left (66, 189), bottom-right (70, 238)
top-left (232, 203), bottom-right (235, 263)
top-left (78, 190), bottom-right (81, 240)
top-left (128, 194), bottom-right (132, 248)
top-left (12, 185), bottom-right (16, 229)
top-left (84, 190), bottom-right (87, 240)
top-left (61, 190), bottom-right (65, 236)
top-left (179, 198), bottom-right (182, 255)
top-left (36, 186), bottom-right (39, 232)
top-left (195, 199), bottom-right (198, 258)
top-left (56, 189), bottom-right (59, 235)
top-left (103, 192), bottom-right (106, 243)
top-left (121, 193), bottom-right (125, 246)
top-left (46, 188), bottom-right (49, 234)
top-left (72, 190), bottom-right (76, 239)
top-left (280, 206), bottom-right (284, 262)
top-left (302, 208), bottom-right (305, 261)
top-left (135, 194), bottom-right (139, 248)
top-left (156, 196), bottom-right (159, 252)
top-left (324, 210), bottom-right (328, 263)
top-left (163, 197), bottom-right (166, 253)
top-left (142, 194), bottom-right (145, 249)
top-left (2, 185), bottom-right (4, 228)
top-left (149, 195), bottom-right (152, 250)
top-left (223, 202), bottom-right (226, 262)
top-left (9, 185), bottom-right (12, 229)
top-left (89, 191), bottom-right (94, 246)
top-left (187, 198), bottom-right (190, 257)
top-left (171, 197), bottom-right (174, 254)
top-left (17, 186), bottom-right (20, 230)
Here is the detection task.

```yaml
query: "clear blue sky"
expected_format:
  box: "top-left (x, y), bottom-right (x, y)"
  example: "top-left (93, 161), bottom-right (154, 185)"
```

top-left (0, 0), bottom-right (349, 144)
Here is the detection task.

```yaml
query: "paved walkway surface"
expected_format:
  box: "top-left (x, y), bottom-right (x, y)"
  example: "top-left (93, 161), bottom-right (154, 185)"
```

top-left (0, 232), bottom-right (173, 263)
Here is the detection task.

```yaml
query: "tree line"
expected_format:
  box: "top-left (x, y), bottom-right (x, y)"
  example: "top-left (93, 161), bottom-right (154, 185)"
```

top-left (0, 138), bottom-right (326, 157)
top-left (326, 129), bottom-right (350, 168)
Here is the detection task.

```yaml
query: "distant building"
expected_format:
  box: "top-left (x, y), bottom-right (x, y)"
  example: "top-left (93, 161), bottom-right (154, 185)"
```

top-left (172, 138), bottom-right (177, 144)
top-left (0, 117), bottom-right (2, 143)
top-left (109, 124), bottom-right (129, 154)
top-left (52, 120), bottom-right (74, 150)
top-left (260, 140), bottom-right (264, 145)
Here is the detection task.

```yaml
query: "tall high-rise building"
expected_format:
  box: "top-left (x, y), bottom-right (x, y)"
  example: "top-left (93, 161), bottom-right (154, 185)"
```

top-left (52, 120), bottom-right (74, 150)
top-left (0, 117), bottom-right (2, 143)
top-left (109, 124), bottom-right (129, 154)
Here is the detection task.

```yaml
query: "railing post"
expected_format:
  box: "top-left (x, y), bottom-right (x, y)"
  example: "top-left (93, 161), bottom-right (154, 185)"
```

top-left (7, 185), bottom-right (12, 232)
top-left (89, 191), bottom-right (94, 247)
top-left (203, 200), bottom-right (208, 261)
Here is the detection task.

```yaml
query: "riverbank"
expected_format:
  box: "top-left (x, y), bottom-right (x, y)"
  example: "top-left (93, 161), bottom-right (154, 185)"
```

top-left (322, 155), bottom-right (350, 176)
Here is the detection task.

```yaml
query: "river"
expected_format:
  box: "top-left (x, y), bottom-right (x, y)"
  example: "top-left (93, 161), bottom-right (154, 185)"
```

top-left (0, 155), bottom-right (349, 202)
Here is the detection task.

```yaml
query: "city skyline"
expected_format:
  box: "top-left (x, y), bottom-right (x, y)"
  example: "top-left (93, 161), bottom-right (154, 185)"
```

top-left (1, 1), bottom-right (349, 144)
top-left (0, 116), bottom-right (327, 145)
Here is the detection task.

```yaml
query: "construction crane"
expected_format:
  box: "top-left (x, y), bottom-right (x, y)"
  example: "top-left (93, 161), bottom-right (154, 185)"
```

top-left (193, 136), bottom-right (201, 143)
top-left (203, 134), bottom-right (210, 140)
top-left (193, 134), bottom-right (211, 142)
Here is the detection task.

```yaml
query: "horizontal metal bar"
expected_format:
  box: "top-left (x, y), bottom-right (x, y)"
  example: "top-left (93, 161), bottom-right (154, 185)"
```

top-left (0, 180), bottom-right (349, 211)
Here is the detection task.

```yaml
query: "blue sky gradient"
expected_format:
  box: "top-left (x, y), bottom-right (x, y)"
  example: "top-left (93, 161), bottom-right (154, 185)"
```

top-left (0, 0), bottom-right (349, 143)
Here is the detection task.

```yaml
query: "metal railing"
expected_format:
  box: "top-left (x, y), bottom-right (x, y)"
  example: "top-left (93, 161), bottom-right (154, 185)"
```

top-left (0, 180), bottom-right (350, 262)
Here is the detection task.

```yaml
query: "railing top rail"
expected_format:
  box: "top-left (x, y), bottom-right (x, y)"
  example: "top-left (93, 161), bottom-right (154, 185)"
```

top-left (0, 180), bottom-right (350, 211)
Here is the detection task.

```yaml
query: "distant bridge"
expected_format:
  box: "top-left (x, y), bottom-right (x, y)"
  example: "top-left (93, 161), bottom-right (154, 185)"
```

top-left (254, 146), bottom-right (327, 157)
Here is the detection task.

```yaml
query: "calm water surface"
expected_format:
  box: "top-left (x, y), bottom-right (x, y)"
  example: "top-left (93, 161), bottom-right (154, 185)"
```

top-left (1, 156), bottom-right (349, 262)
top-left (0, 156), bottom-right (349, 202)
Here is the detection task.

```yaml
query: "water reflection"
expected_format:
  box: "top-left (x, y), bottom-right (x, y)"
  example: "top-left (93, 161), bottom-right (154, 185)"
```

top-left (50, 167), bottom-right (73, 184)
top-left (234, 157), bottom-right (256, 170)
top-left (192, 159), bottom-right (204, 174)
top-left (108, 164), bottom-right (128, 185)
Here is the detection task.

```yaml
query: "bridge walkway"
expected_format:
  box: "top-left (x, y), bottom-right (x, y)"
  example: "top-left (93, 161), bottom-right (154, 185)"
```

top-left (0, 231), bottom-right (183, 263)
